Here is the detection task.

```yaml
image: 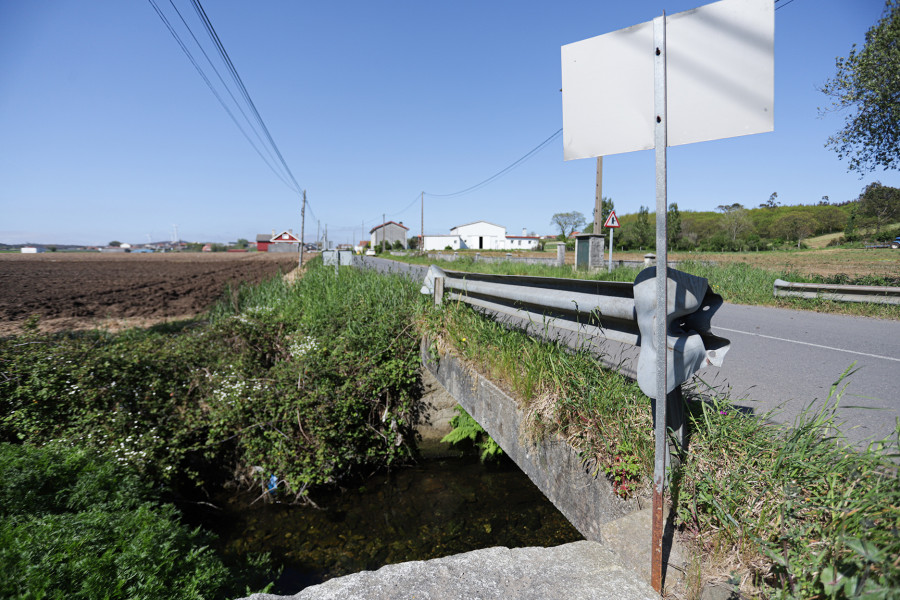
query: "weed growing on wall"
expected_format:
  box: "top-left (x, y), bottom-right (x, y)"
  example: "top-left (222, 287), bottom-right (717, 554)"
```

top-left (441, 406), bottom-right (503, 462)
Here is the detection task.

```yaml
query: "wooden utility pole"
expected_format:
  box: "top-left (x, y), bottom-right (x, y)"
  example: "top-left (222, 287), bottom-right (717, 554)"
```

top-left (299, 190), bottom-right (306, 267)
top-left (420, 191), bottom-right (424, 251)
top-left (382, 212), bottom-right (385, 251)
top-left (594, 156), bottom-right (603, 232)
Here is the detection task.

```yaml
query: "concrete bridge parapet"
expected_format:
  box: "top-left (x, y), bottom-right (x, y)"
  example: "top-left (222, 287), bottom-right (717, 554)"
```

top-left (421, 339), bottom-right (644, 541)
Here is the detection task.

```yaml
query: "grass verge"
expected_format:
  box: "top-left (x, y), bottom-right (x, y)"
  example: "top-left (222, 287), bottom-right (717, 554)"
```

top-left (421, 299), bottom-right (900, 598)
top-left (389, 254), bottom-right (900, 319)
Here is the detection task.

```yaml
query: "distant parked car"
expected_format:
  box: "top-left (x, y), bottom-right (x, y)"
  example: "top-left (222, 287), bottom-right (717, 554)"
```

top-left (365, 249), bottom-right (376, 256)
top-left (892, 236), bottom-right (900, 249)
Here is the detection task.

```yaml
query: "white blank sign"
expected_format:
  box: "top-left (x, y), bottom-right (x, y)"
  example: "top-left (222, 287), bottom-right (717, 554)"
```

top-left (561, 0), bottom-right (773, 160)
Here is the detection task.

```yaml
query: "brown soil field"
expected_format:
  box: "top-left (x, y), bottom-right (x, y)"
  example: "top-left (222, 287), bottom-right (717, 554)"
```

top-left (0, 252), bottom-right (300, 335)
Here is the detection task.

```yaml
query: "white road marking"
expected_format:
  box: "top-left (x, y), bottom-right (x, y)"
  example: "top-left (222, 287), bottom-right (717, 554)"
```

top-left (714, 326), bottom-right (900, 363)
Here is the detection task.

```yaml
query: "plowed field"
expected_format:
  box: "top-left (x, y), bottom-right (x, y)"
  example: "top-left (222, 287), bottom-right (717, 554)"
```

top-left (0, 252), bottom-right (299, 335)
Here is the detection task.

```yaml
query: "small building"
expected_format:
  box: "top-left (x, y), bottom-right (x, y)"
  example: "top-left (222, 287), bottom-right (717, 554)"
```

top-left (450, 221), bottom-right (506, 250)
top-left (370, 221), bottom-right (409, 249)
top-left (268, 230), bottom-right (301, 253)
top-left (20, 246), bottom-right (44, 254)
top-left (255, 233), bottom-right (272, 252)
top-left (256, 229), bottom-right (301, 253)
top-left (423, 222), bottom-right (540, 251)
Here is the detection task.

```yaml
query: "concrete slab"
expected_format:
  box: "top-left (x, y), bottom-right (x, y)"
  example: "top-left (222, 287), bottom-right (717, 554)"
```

top-left (242, 541), bottom-right (658, 600)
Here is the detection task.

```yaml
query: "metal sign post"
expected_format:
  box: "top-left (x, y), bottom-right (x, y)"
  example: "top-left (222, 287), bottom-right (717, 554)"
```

top-left (651, 14), bottom-right (668, 593)
top-left (561, 0), bottom-right (773, 593)
top-left (603, 210), bottom-right (619, 272)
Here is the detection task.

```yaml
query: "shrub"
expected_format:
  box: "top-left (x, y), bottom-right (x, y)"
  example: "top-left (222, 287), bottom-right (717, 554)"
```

top-left (0, 443), bottom-right (240, 600)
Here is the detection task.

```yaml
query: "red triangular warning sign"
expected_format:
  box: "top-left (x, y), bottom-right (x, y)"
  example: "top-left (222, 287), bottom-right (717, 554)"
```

top-left (604, 211), bottom-right (620, 228)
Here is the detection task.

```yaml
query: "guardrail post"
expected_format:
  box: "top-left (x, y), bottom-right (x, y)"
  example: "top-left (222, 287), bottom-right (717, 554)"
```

top-left (433, 276), bottom-right (444, 306)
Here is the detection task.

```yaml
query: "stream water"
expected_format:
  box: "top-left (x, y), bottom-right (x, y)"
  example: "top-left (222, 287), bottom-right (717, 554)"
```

top-left (195, 454), bottom-right (583, 594)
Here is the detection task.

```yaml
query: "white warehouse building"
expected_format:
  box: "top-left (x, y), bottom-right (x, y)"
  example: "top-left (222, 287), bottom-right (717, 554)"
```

top-left (423, 221), bottom-right (540, 251)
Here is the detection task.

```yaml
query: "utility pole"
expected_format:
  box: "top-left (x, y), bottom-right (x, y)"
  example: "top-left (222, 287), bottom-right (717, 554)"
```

top-left (316, 220), bottom-right (320, 251)
top-left (420, 191), bottom-right (424, 251)
top-left (299, 190), bottom-right (306, 267)
top-left (594, 157), bottom-right (603, 233)
top-left (382, 213), bottom-right (385, 251)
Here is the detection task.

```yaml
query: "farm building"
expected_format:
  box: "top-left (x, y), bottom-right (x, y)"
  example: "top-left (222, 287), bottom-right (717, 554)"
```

top-left (20, 246), bottom-right (44, 253)
top-left (256, 230), bottom-right (301, 253)
top-left (423, 221), bottom-right (540, 251)
top-left (370, 221), bottom-right (409, 249)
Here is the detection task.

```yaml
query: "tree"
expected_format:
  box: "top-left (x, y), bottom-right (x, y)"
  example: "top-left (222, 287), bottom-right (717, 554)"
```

top-left (235, 238), bottom-right (249, 249)
top-left (820, 1), bottom-right (900, 173)
top-left (585, 198), bottom-right (615, 234)
top-left (550, 211), bottom-right (586, 239)
top-left (845, 204), bottom-right (860, 241)
top-left (633, 206), bottom-right (653, 249)
top-left (407, 237), bottom-right (419, 250)
top-left (109, 241), bottom-right (121, 247)
top-left (392, 240), bottom-right (403, 250)
top-left (774, 213), bottom-right (817, 247)
top-left (717, 203), bottom-right (751, 244)
top-left (858, 181), bottom-right (900, 234)
top-left (759, 192), bottom-right (780, 209)
top-left (667, 202), bottom-right (682, 249)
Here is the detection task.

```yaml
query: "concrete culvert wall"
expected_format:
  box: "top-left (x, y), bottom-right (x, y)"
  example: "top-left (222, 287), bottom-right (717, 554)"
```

top-left (420, 339), bottom-right (644, 541)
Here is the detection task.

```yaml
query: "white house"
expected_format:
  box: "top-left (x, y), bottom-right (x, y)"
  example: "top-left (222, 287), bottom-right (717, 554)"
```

top-left (423, 221), bottom-right (540, 251)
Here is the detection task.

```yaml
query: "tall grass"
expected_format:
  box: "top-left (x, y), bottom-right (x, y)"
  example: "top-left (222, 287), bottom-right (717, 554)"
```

top-left (422, 299), bottom-right (900, 597)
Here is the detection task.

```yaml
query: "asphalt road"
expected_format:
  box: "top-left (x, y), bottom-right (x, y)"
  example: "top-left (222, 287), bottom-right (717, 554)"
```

top-left (359, 256), bottom-right (900, 447)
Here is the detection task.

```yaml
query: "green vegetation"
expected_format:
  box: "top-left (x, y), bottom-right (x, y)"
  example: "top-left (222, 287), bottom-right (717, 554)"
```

top-left (422, 299), bottom-right (900, 598)
top-left (0, 259), bottom-right (427, 596)
top-left (390, 254), bottom-right (900, 319)
top-left (440, 406), bottom-right (503, 462)
top-left (821, 0), bottom-right (899, 173)
top-left (0, 443), bottom-right (271, 600)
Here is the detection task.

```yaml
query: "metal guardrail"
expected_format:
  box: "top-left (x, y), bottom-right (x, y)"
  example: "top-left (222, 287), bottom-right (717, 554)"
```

top-left (421, 265), bottom-right (731, 396)
top-left (773, 279), bottom-right (900, 305)
top-left (424, 266), bottom-right (639, 345)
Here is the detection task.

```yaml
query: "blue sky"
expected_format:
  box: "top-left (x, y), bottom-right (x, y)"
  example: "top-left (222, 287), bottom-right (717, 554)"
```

top-left (1, 0), bottom-right (897, 246)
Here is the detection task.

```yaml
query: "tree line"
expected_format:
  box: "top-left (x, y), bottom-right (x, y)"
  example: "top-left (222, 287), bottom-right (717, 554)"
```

top-left (561, 182), bottom-right (900, 252)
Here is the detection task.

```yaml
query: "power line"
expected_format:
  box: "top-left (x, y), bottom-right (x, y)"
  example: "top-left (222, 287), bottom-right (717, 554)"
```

top-left (775, 0), bottom-right (799, 10)
top-left (426, 128), bottom-right (562, 198)
top-left (164, 0), bottom-right (285, 177)
top-left (148, 0), bottom-right (308, 203)
top-left (147, 0), bottom-right (297, 191)
top-left (188, 0), bottom-right (303, 194)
